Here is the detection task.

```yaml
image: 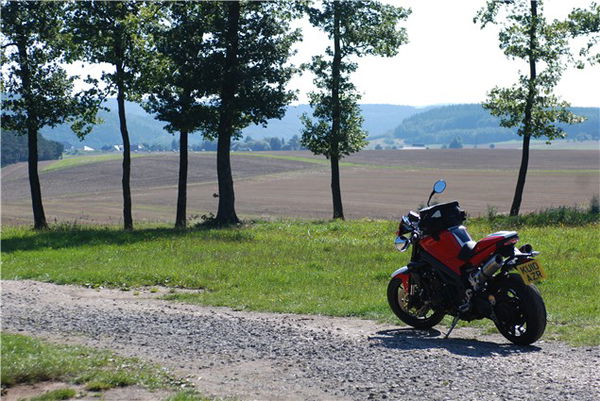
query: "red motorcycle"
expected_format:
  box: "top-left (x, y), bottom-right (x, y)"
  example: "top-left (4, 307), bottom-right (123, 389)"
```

top-left (387, 180), bottom-right (547, 345)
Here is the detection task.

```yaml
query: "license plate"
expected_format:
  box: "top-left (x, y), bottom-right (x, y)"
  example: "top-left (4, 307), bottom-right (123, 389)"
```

top-left (516, 260), bottom-right (547, 285)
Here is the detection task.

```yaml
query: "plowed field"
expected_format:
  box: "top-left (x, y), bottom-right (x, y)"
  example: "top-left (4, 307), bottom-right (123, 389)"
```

top-left (2, 149), bottom-right (598, 225)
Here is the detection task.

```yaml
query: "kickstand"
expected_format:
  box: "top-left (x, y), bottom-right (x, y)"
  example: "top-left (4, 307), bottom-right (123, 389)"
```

top-left (444, 315), bottom-right (460, 339)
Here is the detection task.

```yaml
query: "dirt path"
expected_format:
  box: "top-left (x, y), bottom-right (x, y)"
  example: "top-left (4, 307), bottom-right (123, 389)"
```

top-left (2, 280), bottom-right (599, 401)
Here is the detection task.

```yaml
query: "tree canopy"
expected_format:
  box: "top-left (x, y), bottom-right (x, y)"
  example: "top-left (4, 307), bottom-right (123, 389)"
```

top-left (301, 0), bottom-right (410, 160)
top-left (564, 2), bottom-right (600, 67)
top-left (1, 2), bottom-right (98, 138)
top-left (475, 0), bottom-right (584, 142)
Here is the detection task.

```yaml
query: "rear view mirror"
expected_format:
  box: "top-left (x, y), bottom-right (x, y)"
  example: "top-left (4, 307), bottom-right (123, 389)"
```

top-left (433, 179), bottom-right (446, 194)
top-left (427, 179), bottom-right (447, 206)
top-left (394, 235), bottom-right (410, 252)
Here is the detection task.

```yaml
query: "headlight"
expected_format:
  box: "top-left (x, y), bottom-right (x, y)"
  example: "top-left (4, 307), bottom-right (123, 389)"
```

top-left (398, 220), bottom-right (412, 235)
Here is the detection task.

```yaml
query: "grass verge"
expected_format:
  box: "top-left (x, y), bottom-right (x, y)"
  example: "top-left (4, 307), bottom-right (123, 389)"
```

top-left (0, 333), bottom-right (184, 394)
top-left (2, 218), bottom-right (598, 345)
top-left (485, 202), bottom-right (600, 228)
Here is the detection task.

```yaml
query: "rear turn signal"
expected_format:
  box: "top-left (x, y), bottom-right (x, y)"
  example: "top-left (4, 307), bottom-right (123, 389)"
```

top-left (519, 244), bottom-right (533, 253)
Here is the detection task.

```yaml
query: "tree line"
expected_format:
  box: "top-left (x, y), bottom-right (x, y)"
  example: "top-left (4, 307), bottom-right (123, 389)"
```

top-left (1, 1), bottom-right (598, 229)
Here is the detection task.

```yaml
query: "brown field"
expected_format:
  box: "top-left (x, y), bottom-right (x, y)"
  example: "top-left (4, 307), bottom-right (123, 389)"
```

top-left (2, 149), bottom-right (598, 225)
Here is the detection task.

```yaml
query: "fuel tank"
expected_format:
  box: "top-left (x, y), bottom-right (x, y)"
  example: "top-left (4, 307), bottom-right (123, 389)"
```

top-left (419, 226), bottom-right (472, 274)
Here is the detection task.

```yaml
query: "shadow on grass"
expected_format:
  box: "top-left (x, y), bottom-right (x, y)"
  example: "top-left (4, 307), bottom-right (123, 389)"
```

top-left (1, 225), bottom-right (255, 254)
top-left (369, 328), bottom-right (541, 357)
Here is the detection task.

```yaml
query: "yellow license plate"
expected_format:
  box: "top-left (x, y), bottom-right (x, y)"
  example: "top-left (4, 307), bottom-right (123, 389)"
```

top-left (516, 260), bottom-right (547, 285)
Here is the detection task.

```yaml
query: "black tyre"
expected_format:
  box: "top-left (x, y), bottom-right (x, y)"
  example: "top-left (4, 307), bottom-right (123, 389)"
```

top-left (387, 276), bottom-right (445, 329)
top-left (491, 274), bottom-right (547, 345)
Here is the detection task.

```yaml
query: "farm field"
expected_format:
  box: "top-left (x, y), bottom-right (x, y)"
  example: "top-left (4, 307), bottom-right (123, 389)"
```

top-left (1, 149), bottom-right (598, 225)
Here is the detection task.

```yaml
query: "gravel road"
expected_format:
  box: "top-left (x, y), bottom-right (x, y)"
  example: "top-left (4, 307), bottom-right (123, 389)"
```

top-left (2, 280), bottom-right (599, 401)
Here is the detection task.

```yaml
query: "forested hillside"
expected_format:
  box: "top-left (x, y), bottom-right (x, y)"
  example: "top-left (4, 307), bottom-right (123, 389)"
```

top-left (392, 104), bottom-right (599, 145)
top-left (1, 131), bottom-right (64, 167)
top-left (40, 100), bottom-right (421, 149)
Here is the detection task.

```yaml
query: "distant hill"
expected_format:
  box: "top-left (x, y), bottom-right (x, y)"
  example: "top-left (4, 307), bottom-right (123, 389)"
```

top-left (40, 99), bottom-right (171, 150)
top-left (392, 104), bottom-right (600, 145)
top-left (40, 100), bottom-right (422, 149)
top-left (39, 101), bottom-right (598, 149)
top-left (1, 131), bottom-right (64, 167)
top-left (244, 104), bottom-right (424, 140)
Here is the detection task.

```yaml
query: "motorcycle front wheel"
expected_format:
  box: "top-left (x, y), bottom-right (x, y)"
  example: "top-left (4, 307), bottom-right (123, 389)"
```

top-left (491, 274), bottom-right (547, 346)
top-left (387, 276), bottom-right (445, 329)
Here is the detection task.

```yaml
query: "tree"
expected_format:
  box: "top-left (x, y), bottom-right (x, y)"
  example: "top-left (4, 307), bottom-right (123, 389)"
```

top-left (201, 1), bottom-right (300, 225)
top-left (448, 136), bottom-right (463, 149)
top-left (66, 1), bottom-right (155, 230)
top-left (475, 0), bottom-right (585, 216)
top-left (301, 1), bottom-right (410, 219)
top-left (286, 135), bottom-right (302, 150)
top-left (1, 2), bottom-right (97, 229)
top-left (269, 137), bottom-right (283, 151)
top-left (142, 2), bottom-right (216, 228)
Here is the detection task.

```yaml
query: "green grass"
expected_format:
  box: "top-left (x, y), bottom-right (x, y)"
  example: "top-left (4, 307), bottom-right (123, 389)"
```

top-left (27, 388), bottom-right (77, 401)
top-left (41, 154), bottom-right (147, 173)
top-left (485, 204), bottom-right (600, 228)
top-left (2, 219), bottom-right (598, 345)
top-left (0, 333), bottom-right (182, 391)
top-left (239, 152), bottom-right (362, 167)
top-left (163, 391), bottom-right (214, 401)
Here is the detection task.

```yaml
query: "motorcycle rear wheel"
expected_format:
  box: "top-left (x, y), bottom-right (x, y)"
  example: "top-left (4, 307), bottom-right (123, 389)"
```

top-left (387, 276), bottom-right (445, 329)
top-left (491, 274), bottom-right (547, 346)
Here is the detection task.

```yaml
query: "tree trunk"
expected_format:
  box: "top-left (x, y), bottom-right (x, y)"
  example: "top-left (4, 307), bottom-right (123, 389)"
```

top-left (330, 156), bottom-right (344, 219)
top-left (115, 62), bottom-right (133, 230)
top-left (511, 134), bottom-right (531, 216)
top-left (175, 130), bottom-right (188, 228)
top-left (27, 128), bottom-right (48, 230)
top-left (215, 1), bottom-right (240, 226)
top-left (17, 37), bottom-right (47, 230)
top-left (510, 0), bottom-right (537, 217)
top-left (330, 1), bottom-right (344, 220)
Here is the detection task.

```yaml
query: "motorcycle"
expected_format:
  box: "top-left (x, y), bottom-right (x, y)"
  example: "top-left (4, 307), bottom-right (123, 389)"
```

top-left (387, 180), bottom-right (547, 345)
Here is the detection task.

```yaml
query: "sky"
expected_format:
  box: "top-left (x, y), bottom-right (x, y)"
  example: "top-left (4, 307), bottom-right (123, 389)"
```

top-left (70, 1), bottom-right (599, 108)
top-left (288, 0), bottom-right (599, 107)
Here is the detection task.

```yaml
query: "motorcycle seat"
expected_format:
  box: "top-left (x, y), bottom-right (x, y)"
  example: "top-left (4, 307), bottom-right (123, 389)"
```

top-left (473, 231), bottom-right (519, 255)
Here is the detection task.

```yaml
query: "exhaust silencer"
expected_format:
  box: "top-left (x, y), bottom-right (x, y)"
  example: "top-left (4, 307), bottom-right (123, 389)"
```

top-left (470, 254), bottom-right (503, 289)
